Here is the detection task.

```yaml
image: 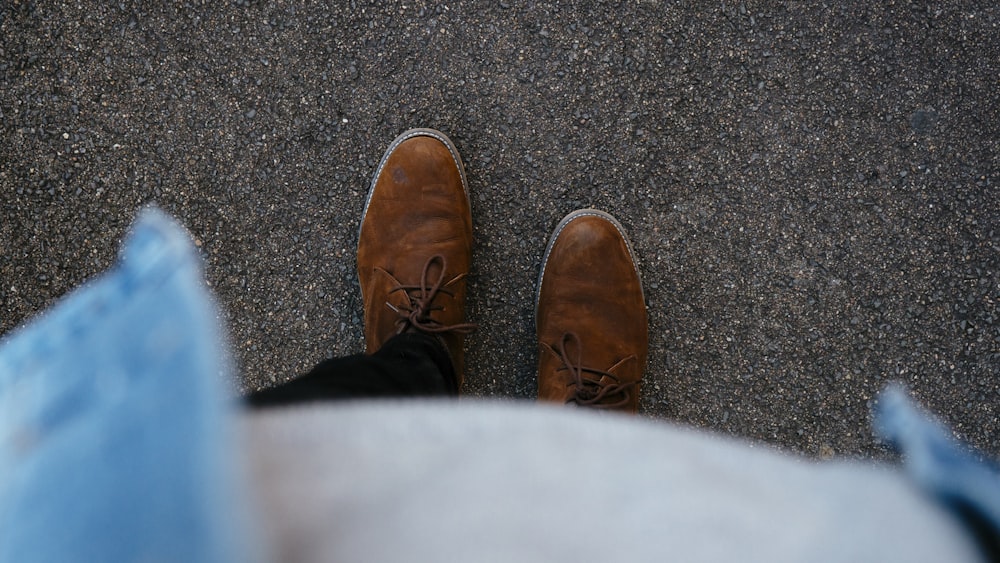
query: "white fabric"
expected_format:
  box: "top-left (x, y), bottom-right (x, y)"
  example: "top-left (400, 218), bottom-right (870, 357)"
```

top-left (243, 400), bottom-right (983, 563)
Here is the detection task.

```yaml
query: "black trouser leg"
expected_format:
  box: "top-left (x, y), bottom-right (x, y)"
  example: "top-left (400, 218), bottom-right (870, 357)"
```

top-left (246, 332), bottom-right (456, 407)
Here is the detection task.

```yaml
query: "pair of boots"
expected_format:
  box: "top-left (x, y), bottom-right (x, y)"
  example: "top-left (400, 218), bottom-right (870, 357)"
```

top-left (358, 129), bottom-right (648, 413)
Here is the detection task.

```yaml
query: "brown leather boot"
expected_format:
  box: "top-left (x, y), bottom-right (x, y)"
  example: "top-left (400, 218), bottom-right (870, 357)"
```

top-left (536, 209), bottom-right (648, 413)
top-left (357, 129), bottom-right (475, 390)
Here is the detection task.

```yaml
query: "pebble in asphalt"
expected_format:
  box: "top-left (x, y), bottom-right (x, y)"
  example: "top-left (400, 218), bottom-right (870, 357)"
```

top-left (1, 1), bottom-right (998, 459)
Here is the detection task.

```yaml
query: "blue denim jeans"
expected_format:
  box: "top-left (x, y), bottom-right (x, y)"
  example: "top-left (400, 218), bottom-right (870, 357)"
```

top-left (0, 209), bottom-right (253, 562)
top-left (0, 209), bottom-right (997, 561)
top-left (875, 386), bottom-right (1000, 558)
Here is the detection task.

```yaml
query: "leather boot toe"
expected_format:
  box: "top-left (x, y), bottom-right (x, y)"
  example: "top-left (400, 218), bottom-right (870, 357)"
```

top-left (536, 209), bottom-right (648, 413)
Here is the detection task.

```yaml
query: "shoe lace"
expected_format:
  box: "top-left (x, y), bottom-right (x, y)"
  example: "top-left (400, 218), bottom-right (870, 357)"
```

top-left (556, 332), bottom-right (635, 409)
top-left (387, 254), bottom-right (477, 336)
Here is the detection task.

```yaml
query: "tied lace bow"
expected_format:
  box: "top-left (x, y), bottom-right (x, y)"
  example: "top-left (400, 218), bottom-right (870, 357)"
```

top-left (387, 254), bottom-right (476, 336)
top-left (557, 332), bottom-right (635, 409)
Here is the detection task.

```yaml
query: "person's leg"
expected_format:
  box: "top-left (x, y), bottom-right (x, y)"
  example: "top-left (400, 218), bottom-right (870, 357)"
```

top-left (246, 332), bottom-right (456, 406)
top-left (535, 209), bottom-right (648, 413)
top-left (249, 128), bottom-right (475, 407)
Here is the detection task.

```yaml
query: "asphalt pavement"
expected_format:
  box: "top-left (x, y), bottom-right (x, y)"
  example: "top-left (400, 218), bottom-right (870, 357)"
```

top-left (2, 1), bottom-right (998, 459)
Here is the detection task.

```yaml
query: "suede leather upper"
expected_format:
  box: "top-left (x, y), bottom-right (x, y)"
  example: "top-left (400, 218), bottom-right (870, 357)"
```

top-left (536, 212), bottom-right (648, 413)
top-left (357, 130), bottom-right (473, 388)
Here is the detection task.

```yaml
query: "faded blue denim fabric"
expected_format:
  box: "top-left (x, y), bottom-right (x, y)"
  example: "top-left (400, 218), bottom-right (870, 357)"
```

top-left (0, 209), bottom-right (250, 562)
top-left (874, 385), bottom-right (1000, 558)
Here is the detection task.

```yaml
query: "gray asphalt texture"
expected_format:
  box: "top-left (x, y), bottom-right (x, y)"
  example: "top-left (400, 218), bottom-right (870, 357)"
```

top-left (2, 1), bottom-right (998, 459)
